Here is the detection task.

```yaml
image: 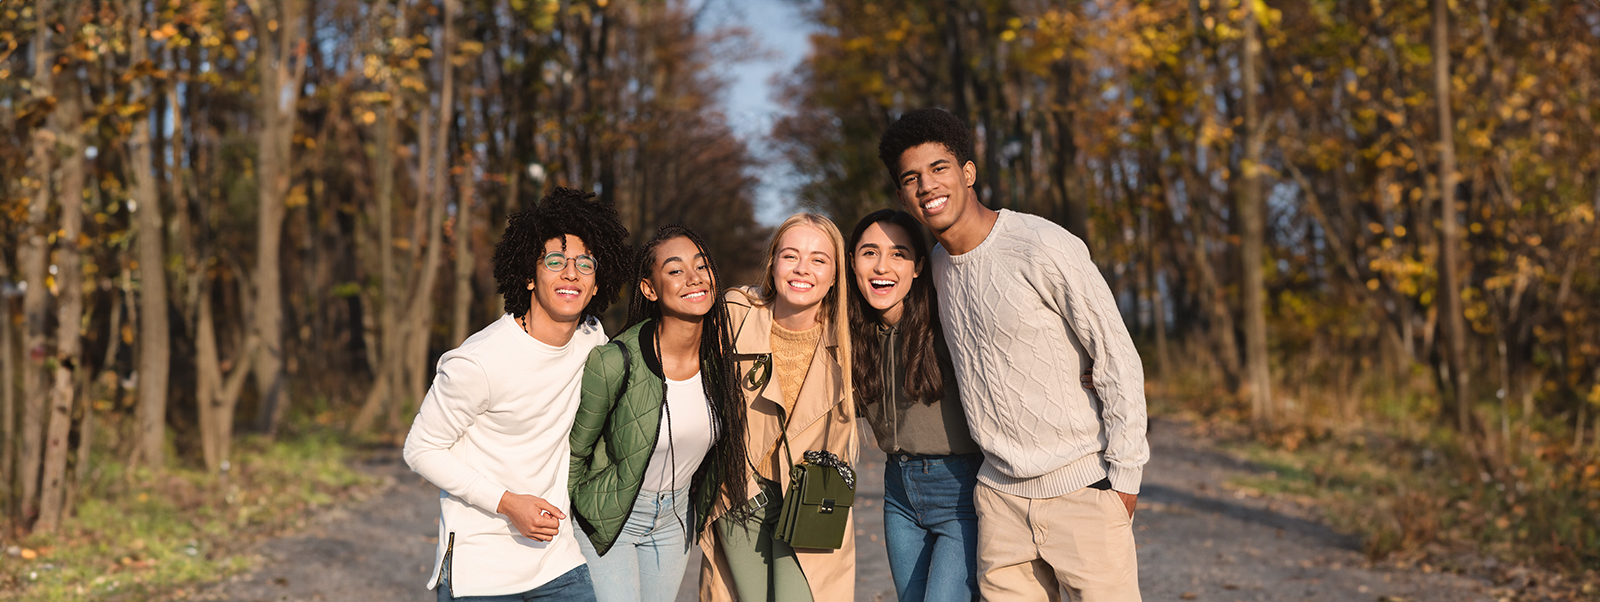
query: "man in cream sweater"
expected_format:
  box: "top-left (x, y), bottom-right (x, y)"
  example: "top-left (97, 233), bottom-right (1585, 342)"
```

top-left (403, 188), bottom-right (631, 601)
top-left (879, 108), bottom-right (1149, 601)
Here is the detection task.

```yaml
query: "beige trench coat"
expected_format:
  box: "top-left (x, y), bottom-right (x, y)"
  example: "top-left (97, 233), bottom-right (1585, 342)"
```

top-left (698, 287), bottom-right (856, 602)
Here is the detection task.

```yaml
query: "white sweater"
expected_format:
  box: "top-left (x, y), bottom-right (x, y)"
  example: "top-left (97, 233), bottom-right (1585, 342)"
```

top-left (402, 313), bottom-right (606, 596)
top-left (932, 210), bottom-right (1149, 498)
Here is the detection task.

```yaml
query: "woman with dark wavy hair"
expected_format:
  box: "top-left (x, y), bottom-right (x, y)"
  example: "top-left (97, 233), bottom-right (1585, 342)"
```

top-left (847, 209), bottom-right (981, 602)
top-left (567, 225), bottom-right (749, 602)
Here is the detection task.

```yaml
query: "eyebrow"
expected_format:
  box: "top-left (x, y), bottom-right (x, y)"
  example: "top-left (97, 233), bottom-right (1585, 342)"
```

top-left (856, 242), bottom-right (912, 253)
top-left (898, 158), bottom-right (951, 181)
top-left (659, 252), bottom-right (706, 265)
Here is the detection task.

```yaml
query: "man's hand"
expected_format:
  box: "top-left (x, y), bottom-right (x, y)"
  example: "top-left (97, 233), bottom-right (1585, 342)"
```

top-left (497, 491), bottom-right (566, 541)
top-left (1117, 491), bottom-right (1137, 519)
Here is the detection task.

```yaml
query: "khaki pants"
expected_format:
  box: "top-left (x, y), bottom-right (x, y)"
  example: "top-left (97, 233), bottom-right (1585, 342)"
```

top-left (974, 482), bottom-right (1141, 602)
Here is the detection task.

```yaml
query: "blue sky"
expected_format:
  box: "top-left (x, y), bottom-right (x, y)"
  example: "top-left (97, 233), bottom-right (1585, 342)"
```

top-left (702, 0), bottom-right (818, 225)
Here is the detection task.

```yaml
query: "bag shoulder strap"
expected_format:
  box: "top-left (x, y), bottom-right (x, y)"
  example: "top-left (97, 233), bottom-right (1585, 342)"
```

top-left (775, 403), bottom-right (798, 473)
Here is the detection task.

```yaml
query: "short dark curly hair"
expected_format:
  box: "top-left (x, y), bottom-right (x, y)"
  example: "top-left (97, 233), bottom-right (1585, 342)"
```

top-left (492, 186), bottom-right (632, 321)
top-left (877, 107), bottom-right (976, 179)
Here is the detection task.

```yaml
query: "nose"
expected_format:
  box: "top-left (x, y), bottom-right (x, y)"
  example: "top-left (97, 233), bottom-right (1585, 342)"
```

top-left (560, 261), bottom-right (581, 280)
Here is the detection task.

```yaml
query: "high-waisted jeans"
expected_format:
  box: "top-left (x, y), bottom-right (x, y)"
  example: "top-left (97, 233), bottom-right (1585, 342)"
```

top-left (883, 452), bottom-right (982, 602)
top-left (575, 485), bottom-right (695, 602)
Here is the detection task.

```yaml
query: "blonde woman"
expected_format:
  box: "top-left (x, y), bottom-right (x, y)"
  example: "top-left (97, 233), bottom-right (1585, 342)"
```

top-left (698, 213), bottom-right (856, 602)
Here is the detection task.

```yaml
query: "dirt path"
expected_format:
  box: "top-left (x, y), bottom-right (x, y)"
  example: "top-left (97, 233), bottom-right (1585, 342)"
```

top-left (198, 417), bottom-right (1492, 602)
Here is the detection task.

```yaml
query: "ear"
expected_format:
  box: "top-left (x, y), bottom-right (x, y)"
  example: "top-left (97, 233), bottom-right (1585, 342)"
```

top-left (639, 278), bottom-right (659, 302)
top-left (526, 277), bottom-right (536, 291)
top-left (913, 258), bottom-right (924, 278)
top-left (962, 161), bottom-right (977, 188)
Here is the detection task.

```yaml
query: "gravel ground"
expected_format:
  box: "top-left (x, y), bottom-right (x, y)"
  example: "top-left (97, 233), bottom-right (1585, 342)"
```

top-left (199, 417), bottom-right (1493, 602)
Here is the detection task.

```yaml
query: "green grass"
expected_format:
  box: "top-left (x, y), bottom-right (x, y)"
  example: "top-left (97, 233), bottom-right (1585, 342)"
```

top-left (1, 430), bottom-right (380, 601)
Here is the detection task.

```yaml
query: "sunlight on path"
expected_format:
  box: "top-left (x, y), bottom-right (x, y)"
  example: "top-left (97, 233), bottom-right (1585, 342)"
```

top-left (200, 418), bottom-right (1491, 602)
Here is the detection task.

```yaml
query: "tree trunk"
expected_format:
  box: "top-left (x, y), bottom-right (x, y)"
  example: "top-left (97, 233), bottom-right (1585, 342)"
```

top-left (1050, 59), bottom-right (1086, 238)
top-left (252, 0), bottom-right (308, 435)
top-left (197, 291), bottom-right (259, 474)
top-left (401, 0), bottom-right (458, 425)
top-left (18, 0), bottom-right (56, 524)
top-left (1, 259), bottom-right (15, 512)
top-left (128, 0), bottom-right (171, 468)
top-left (35, 88), bottom-right (85, 534)
top-left (64, 358), bottom-right (92, 520)
top-left (1433, 0), bottom-right (1471, 432)
top-left (1150, 218), bottom-right (1170, 381)
top-left (451, 104), bottom-right (476, 345)
top-left (1239, 0), bottom-right (1272, 426)
top-left (350, 1), bottom-right (405, 435)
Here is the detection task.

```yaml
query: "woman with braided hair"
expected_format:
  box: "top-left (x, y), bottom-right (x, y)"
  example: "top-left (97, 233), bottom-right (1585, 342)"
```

top-left (567, 225), bottom-right (750, 602)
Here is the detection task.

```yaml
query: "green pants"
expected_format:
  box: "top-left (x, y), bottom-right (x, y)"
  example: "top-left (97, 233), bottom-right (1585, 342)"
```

top-left (715, 480), bottom-right (813, 602)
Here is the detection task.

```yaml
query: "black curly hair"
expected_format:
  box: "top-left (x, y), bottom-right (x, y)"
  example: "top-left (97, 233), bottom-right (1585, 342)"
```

top-left (627, 224), bottom-right (751, 522)
top-left (877, 107), bottom-right (977, 180)
top-left (492, 186), bottom-right (632, 322)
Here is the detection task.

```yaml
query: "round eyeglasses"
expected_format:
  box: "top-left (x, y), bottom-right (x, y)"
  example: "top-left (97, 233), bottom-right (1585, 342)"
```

top-left (541, 252), bottom-right (597, 275)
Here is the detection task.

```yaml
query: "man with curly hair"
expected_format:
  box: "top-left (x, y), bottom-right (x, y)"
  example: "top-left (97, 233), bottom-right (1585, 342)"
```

top-left (404, 187), bottom-right (632, 601)
top-left (879, 108), bottom-right (1149, 602)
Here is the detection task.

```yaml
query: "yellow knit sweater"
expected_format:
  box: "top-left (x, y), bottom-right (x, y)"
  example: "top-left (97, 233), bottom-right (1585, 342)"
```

top-left (769, 321), bottom-right (823, 416)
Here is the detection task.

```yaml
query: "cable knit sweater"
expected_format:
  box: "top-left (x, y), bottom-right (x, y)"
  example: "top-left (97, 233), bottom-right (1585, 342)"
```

top-left (931, 209), bottom-right (1149, 498)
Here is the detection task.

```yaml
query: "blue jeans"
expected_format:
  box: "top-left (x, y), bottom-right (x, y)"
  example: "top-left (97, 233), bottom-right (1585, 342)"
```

top-left (436, 563), bottom-right (596, 602)
top-left (883, 452), bottom-right (982, 602)
top-left (575, 486), bottom-right (695, 602)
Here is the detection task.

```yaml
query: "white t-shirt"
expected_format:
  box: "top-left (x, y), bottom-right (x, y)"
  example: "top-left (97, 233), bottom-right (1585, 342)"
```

top-left (402, 313), bottom-right (606, 597)
top-left (640, 372), bottom-right (717, 493)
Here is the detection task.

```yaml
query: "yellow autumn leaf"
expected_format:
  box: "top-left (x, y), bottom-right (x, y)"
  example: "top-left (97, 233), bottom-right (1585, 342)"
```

top-left (286, 184), bottom-right (309, 208)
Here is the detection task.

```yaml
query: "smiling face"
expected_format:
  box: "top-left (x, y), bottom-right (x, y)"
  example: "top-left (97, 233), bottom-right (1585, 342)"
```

top-left (770, 224), bottom-right (836, 318)
top-left (525, 234), bottom-right (597, 327)
top-left (640, 236), bottom-right (714, 321)
top-left (894, 142), bottom-right (979, 236)
top-left (851, 221), bottom-right (921, 325)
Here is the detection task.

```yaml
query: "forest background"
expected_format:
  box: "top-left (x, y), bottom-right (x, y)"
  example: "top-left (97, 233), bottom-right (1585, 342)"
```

top-left (1, 0), bottom-right (1598, 599)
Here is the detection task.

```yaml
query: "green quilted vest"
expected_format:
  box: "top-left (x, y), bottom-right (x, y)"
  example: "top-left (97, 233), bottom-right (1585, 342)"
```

top-left (568, 320), bottom-right (718, 556)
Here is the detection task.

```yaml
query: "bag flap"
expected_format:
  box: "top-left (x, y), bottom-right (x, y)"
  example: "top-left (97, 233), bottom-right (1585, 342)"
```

top-left (795, 464), bottom-right (855, 507)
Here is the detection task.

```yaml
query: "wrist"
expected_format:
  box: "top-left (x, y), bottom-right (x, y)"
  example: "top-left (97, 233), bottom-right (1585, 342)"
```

top-left (496, 490), bottom-right (512, 515)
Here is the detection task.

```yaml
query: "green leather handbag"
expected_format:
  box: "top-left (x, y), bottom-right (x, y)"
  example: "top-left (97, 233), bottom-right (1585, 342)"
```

top-left (772, 411), bottom-right (856, 550)
top-left (775, 455), bottom-right (855, 549)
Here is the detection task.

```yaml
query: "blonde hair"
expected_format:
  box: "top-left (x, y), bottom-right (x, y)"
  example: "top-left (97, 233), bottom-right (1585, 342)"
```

top-left (753, 213), bottom-right (857, 460)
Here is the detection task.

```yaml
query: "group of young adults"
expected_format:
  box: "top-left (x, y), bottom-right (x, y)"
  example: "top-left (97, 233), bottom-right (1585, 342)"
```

top-left (402, 108), bottom-right (1150, 602)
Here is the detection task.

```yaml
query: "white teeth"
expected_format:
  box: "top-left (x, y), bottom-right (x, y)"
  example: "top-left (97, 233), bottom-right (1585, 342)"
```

top-left (923, 196), bottom-right (948, 211)
top-left (555, 288), bottom-right (579, 296)
top-left (682, 291), bottom-right (707, 300)
top-left (870, 280), bottom-right (895, 287)
top-left (789, 281), bottom-right (813, 290)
